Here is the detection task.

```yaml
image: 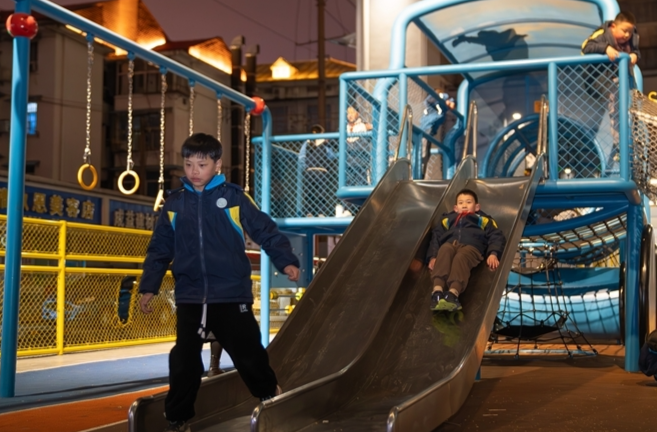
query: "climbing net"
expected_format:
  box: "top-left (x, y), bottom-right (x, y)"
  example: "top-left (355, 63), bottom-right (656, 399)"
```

top-left (489, 209), bottom-right (626, 356)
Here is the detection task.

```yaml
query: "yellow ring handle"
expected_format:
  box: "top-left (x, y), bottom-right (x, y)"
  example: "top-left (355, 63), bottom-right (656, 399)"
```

top-left (77, 163), bottom-right (98, 190)
top-left (153, 188), bottom-right (165, 212)
top-left (649, 91), bottom-right (657, 102)
top-left (118, 170), bottom-right (140, 195)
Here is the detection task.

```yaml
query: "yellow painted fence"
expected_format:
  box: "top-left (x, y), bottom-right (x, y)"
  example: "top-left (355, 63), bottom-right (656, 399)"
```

top-left (0, 215), bottom-right (267, 357)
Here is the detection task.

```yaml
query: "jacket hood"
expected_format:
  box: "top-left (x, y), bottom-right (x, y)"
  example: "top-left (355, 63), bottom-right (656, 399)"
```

top-left (181, 174), bottom-right (226, 193)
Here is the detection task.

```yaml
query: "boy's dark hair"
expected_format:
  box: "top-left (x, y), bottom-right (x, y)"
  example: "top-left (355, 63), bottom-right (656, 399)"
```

top-left (455, 188), bottom-right (478, 204)
top-left (182, 133), bottom-right (223, 161)
top-left (615, 11), bottom-right (636, 26)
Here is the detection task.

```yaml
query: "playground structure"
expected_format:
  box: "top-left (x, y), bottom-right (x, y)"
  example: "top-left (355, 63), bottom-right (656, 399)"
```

top-left (0, 0), bottom-right (656, 431)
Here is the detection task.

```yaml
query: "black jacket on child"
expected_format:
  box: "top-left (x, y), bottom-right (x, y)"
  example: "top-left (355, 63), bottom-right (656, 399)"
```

top-left (139, 174), bottom-right (299, 304)
top-left (426, 210), bottom-right (506, 262)
top-left (581, 20), bottom-right (640, 59)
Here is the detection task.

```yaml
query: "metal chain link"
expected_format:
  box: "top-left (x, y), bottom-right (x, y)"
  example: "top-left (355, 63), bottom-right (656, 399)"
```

top-left (217, 97), bottom-right (222, 140)
top-left (188, 83), bottom-right (195, 137)
top-left (83, 40), bottom-right (93, 163)
top-left (244, 113), bottom-right (251, 192)
top-left (159, 71), bottom-right (168, 187)
top-left (126, 58), bottom-right (134, 170)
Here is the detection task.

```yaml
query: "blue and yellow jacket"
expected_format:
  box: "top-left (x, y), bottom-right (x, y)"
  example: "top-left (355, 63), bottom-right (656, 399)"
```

top-left (581, 21), bottom-right (640, 59)
top-left (426, 210), bottom-right (506, 261)
top-left (139, 174), bottom-right (299, 304)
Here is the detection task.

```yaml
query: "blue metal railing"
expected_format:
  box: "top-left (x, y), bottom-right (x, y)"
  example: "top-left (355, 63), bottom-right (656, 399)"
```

top-left (338, 53), bottom-right (633, 186)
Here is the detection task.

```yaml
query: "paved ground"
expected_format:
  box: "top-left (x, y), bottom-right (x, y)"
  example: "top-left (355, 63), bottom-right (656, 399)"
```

top-left (2, 344), bottom-right (656, 432)
top-left (438, 346), bottom-right (657, 432)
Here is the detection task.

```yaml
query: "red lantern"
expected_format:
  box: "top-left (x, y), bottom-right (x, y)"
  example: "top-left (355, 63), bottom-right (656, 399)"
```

top-left (6, 13), bottom-right (38, 40)
top-left (251, 96), bottom-right (266, 116)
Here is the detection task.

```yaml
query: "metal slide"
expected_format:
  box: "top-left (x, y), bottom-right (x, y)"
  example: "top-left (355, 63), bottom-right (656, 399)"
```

top-left (129, 157), bottom-right (472, 432)
top-left (130, 156), bottom-right (540, 432)
top-left (251, 158), bottom-right (542, 432)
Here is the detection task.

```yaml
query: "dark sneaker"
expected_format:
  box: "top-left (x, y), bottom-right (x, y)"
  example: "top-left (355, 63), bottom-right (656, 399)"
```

top-left (164, 421), bottom-right (190, 432)
top-left (430, 291), bottom-right (445, 311)
top-left (260, 385), bottom-right (283, 401)
top-left (441, 291), bottom-right (462, 311)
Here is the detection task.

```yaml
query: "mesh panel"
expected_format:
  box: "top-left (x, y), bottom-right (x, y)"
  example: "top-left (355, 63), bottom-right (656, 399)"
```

top-left (63, 274), bottom-right (176, 347)
top-left (425, 154), bottom-right (443, 180)
top-left (3, 271), bottom-right (59, 352)
top-left (0, 215), bottom-right (280, 357)
top-left (345, 79), bottom-right (401, 186)
top-left (254, 138), bottom-right (350, 219)
top-left (556, 63), bottom-right (619, 178)
top-left (0, 219), bottom-right (59, 255)
top-left (630, 90), bottom-right (657, 200)
top-left (67, 225), bottom-right (151, 257)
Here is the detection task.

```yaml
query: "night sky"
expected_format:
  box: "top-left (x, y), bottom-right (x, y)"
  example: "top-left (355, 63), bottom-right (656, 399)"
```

top-left (0, 0), bottom-right (357, 64)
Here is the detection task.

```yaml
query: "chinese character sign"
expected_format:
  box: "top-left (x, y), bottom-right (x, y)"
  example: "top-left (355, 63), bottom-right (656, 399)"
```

top-left (0, 183), bottom-right (101, 224)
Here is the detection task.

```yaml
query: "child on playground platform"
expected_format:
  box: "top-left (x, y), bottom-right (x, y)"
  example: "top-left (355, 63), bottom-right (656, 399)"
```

top-left (138, 133), bottom-right (300, 432)
top-left (581, 11), bottom-right (640, 68)
top-left (427, 189), bottom-right (506, 312)
top-left (581, 11), bottom-right (640, 165)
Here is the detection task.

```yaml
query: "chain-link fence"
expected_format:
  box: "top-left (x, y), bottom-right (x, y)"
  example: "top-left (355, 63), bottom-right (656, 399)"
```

top-left (556, 63), bottom-right (620, 178)
top-left (0, 215), bottom-right (271, 357)
top-left (630, 90), bottom-right (657, 200)
top-left (253, 137), bottom-right (358, 219)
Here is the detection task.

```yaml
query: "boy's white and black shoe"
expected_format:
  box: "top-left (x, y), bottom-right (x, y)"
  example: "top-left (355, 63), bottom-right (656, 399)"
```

top-left (430, 291), bottom-right (445, 311)
top-left (164, 420), bottom-right (190, 432)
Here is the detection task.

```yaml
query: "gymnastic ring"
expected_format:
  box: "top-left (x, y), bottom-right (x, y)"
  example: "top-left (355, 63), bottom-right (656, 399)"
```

top-left (649, 91), bottom-right (657, 102)
top-left (77, 163), bottom-right (98, 190)
top-left (153, 188), bottom-right (165, 212)
top-left (118, 170), bottom-right (140, 195)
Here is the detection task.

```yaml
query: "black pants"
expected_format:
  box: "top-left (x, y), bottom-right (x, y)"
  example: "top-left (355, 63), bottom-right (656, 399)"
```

top-left (165, 303), bottom-right (278, 422)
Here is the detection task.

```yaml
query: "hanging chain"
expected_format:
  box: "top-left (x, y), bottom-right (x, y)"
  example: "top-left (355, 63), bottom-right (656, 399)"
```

top-left (83, 39), bottom-right (93, 164)
top-left (217, 97), bottom-right (222, 140)
top-left (159, 70), bottom-right (168, 187)
top-left (188, 82), bottom-right (195, 137)
top-left (244, 113), bottom-right (251, 192)
top-left (126, 57), bottom-right (134, 170)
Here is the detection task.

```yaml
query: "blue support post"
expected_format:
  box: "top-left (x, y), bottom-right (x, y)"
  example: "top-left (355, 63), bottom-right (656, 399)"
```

top-left (0, 0), bottom-right (32, 398)
top-left (374, 97), bottom-right (388, 184)
top-left (259, 108), bottom-right (273, 347)
top-left (338, 78), bottom-right (348, 189)
top-left (547, 62), bottom-right (559, 179)
top-left (305, 231), bottom-right (315, 284)
top-left (625, 203), bottom-right (641, 372)
top-left (618, 56), bottom-right (629, 181)
top-left (398, 74), bottom-right (409, 159)
top-left (413, 130), bottom-right (423, 179)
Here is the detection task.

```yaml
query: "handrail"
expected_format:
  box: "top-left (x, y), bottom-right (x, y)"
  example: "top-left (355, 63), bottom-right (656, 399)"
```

top-left (537, 94), bottom-right (549, 177)
top-left (393, 104), bottom-right (414, 162)
top-left (461, 101), bottom-right (478, 160)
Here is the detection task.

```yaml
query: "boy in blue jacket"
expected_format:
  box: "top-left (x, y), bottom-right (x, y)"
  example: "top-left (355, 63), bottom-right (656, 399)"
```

top-left (581, 11), bottom-right (640, 67)
top-left (138, 133), bottom-right (300, 432)
top-left (427, 189), bottom-right (505, 312)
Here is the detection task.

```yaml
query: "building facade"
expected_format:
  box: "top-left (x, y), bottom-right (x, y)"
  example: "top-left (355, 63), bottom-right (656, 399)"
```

top-left (0, 0), bottom-right (235, 225)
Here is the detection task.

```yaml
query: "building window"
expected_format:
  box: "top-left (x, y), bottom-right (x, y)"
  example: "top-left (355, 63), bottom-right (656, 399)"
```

top-left (110, 110), bottom-right (161, 152)
top-left (270, 106), bottom-right (289, 135)
top-left (117, 59), bottom-right (190, 95)
top-left (27, 102), bottom-right (37, 135)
